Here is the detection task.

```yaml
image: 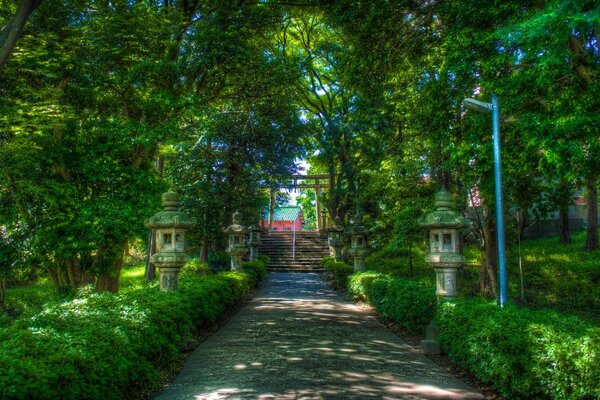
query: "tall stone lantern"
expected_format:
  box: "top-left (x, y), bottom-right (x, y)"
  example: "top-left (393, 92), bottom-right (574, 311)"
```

top-left (223, 211), bottom-right (248, 270)
top-left (247, 224), bottom-right (263, 261)
top-left (327, 216), bottom-right (344, 261)
top-left (418, 187), bottom-right (469, 299)
top-left (144, 190), bottom-right (197, 291)
top-left (345, 210), bottom-right (369, 271)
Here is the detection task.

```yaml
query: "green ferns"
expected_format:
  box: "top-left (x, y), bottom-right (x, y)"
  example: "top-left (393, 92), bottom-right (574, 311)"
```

top-left (0, 271), bottom-right (260, 400)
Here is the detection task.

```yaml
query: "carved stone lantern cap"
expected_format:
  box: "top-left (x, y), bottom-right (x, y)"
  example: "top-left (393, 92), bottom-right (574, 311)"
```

top-left (328, 216), bottom-right (344, 232)
top-left (223, 210), bottom-right (248, 234)
top-left (418, 187), bottom-right (469, 229)
top-left (144, 190), bottom-right (197, 229)
top-left (345, 209), bottom-right (367, 234)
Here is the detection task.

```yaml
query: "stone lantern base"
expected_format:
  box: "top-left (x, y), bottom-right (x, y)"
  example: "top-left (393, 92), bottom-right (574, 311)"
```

top-left (227, 248), bottom-right (247, 271)
top-left (249, 245), bottom-right (258, 261)
top-left (352, 256), bottom-right (366, 272)
top-left (151, 252), bottom-right (189, 292)
top-left (331, 245), bottom-right (343, 260)
top-left (158, 266), bottom-right (181, 291)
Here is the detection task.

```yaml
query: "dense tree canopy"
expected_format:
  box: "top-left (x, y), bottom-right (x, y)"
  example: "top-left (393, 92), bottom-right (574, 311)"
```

top-left (0, 0), bottom-right (598, 295)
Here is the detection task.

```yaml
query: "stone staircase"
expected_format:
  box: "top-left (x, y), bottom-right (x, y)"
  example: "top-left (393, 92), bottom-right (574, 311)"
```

top-left (258, 231), bottom-right (330, 272)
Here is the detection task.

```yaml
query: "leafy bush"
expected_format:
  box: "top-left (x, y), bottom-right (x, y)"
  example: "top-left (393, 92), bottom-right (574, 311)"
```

top-left (322, 258), bottom-right (353, 289)
top-left (436, 299), bottom-right (600, 400)
top-left (208, 251), bottom-right (230, 272)
top-left (348, 272), bottom-right (436, 334)
top-left (0, 270), bottom-right (263, 400)
top-left (257, 254), bottom-right (270, 266)
top-left (242, 259), bottom-right (268, 286)
top-left (182, 258), bottom-right (212, 275)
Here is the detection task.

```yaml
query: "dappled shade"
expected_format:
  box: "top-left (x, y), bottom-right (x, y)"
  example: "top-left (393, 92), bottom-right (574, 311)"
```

top-left (155, 273), bottom-right (483, 400)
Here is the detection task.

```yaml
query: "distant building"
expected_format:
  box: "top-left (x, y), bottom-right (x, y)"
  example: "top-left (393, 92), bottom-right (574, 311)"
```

top-left (262, 206), bottom-right (304, 231)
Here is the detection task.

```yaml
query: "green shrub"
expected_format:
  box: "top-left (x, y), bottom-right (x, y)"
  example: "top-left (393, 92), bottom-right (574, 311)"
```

top-left (208, 251), bottom-right (230, 272)
top-left (182, 258), bottom-right (212, 275)
top-left (348, 272), bottom-right (436, 334)
top-left (436, 300), bottom-right (600, 399)
top-left (0, 270), bottom-right (263, 400)
top-left (322, 259), bottom-right (353, 289)
top-left (242, 260), bottom-right (268, 286)
top-left (257, 254), bottom-right (270, 266)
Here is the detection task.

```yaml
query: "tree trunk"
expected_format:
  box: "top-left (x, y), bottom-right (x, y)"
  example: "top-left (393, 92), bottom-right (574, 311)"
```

top-left (585, 176), bottom-right (598, 251)
top-left (481, 205), bottom-right (498, 296)
top-left (0, 0), bottom-right (42, 77)
top-left (559, 203), bottom-right (571, 244)
top-left (145, 230), bottom-right (156, 280)
top-left (558, 179), bottom-right (572, 244)
top-left (0, 278), bottom-right (6, 310)
top-left (95, 241), bottom-right (127, 292)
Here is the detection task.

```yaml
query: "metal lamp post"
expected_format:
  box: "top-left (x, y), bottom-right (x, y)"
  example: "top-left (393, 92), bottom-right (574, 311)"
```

top-left (462, 94), bottom-right (508, 307)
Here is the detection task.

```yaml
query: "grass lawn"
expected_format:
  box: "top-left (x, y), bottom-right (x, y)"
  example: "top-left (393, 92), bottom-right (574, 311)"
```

top-left (366, 229), bottom-right (600, 324)
top-left (1, 263), bottom-right (147, 326)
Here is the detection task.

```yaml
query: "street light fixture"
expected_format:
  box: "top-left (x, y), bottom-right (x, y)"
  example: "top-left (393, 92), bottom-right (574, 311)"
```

top-left (462, 94), bottom-right (508, 308)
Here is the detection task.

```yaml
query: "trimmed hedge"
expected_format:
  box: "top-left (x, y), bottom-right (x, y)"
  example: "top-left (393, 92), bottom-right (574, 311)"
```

top-left (242, 259), bottom-right (268, 285)
top-left (321, 257), bottom-right (354, 289)
top-left (0, 271), bottom-right (258, 400)
top-left (436, 300), bottom-right (600, 400)
top-left (348, 271), bottom-right (600, 399)
top-left (348, 272), bottom-right (437, 334)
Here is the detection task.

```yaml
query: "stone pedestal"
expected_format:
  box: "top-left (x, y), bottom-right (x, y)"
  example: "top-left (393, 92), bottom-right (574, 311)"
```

top-left (421, 321), bottom-right (441, 355)
top-left (228, 247), bottom-right (247, 271)
top-left (352, 255), bottom-right (366, 272)
top-left (159, 267), bottom-right (181, 291)
top-left (224, 211), bottom-right (249, 271)
top-left (327, 221), bottom-right (344, 261)
top-left (434, 267), bottom-right (458, 298)
top-left (249, 244), bottom-right (258, 261)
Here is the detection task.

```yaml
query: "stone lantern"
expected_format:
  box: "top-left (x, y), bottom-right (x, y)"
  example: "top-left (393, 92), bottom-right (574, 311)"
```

top-left (327, 216), bottom-right (345, 261)
top-left (247, 223), bottom-right (263, 260)
top-left (345, 210), bottom-right (369, 271)
top-left (418, 187), bottom-right (469, 299)
top-left (223, 211), bottom-right (248, 270)
top-left (144, 190), bottom-right (197, 291)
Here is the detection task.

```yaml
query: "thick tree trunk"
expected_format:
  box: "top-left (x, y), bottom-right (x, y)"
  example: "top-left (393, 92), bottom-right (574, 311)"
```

top-left (481, 206), bottom-right (498, 296)
top-left (585, 177), bottom-right (598, 251)
top-left (0, 0), bottom-right (42, 77)
top-left (95, 241), bottom-right (127, 292)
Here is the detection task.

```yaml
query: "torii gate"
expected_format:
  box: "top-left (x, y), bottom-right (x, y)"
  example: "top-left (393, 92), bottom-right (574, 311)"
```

top-left (268, 174), bottom-right (330, 231)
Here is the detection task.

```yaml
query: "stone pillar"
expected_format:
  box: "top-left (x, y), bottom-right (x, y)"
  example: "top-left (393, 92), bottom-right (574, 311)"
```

top-left (345, 210), bottom-right (369, 272)
top-left (224, 211), bottom-right (248, 271)
top-left (327, 218), bottom-right (344, 261)
top-left (315, 181), bottom-right (322, 231)
top-left (247, 225), bottom-right (262, 261)
top-left (418, 187), bottom-right (469, 354)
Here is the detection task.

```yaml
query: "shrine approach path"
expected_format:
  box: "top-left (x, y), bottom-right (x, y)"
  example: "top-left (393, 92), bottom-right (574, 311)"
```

top-left (154, 272), bottom-right (485, 400)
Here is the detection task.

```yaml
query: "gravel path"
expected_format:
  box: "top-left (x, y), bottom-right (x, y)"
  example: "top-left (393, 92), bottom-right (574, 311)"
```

top-left (154, 272), bottom-right (485, 400)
